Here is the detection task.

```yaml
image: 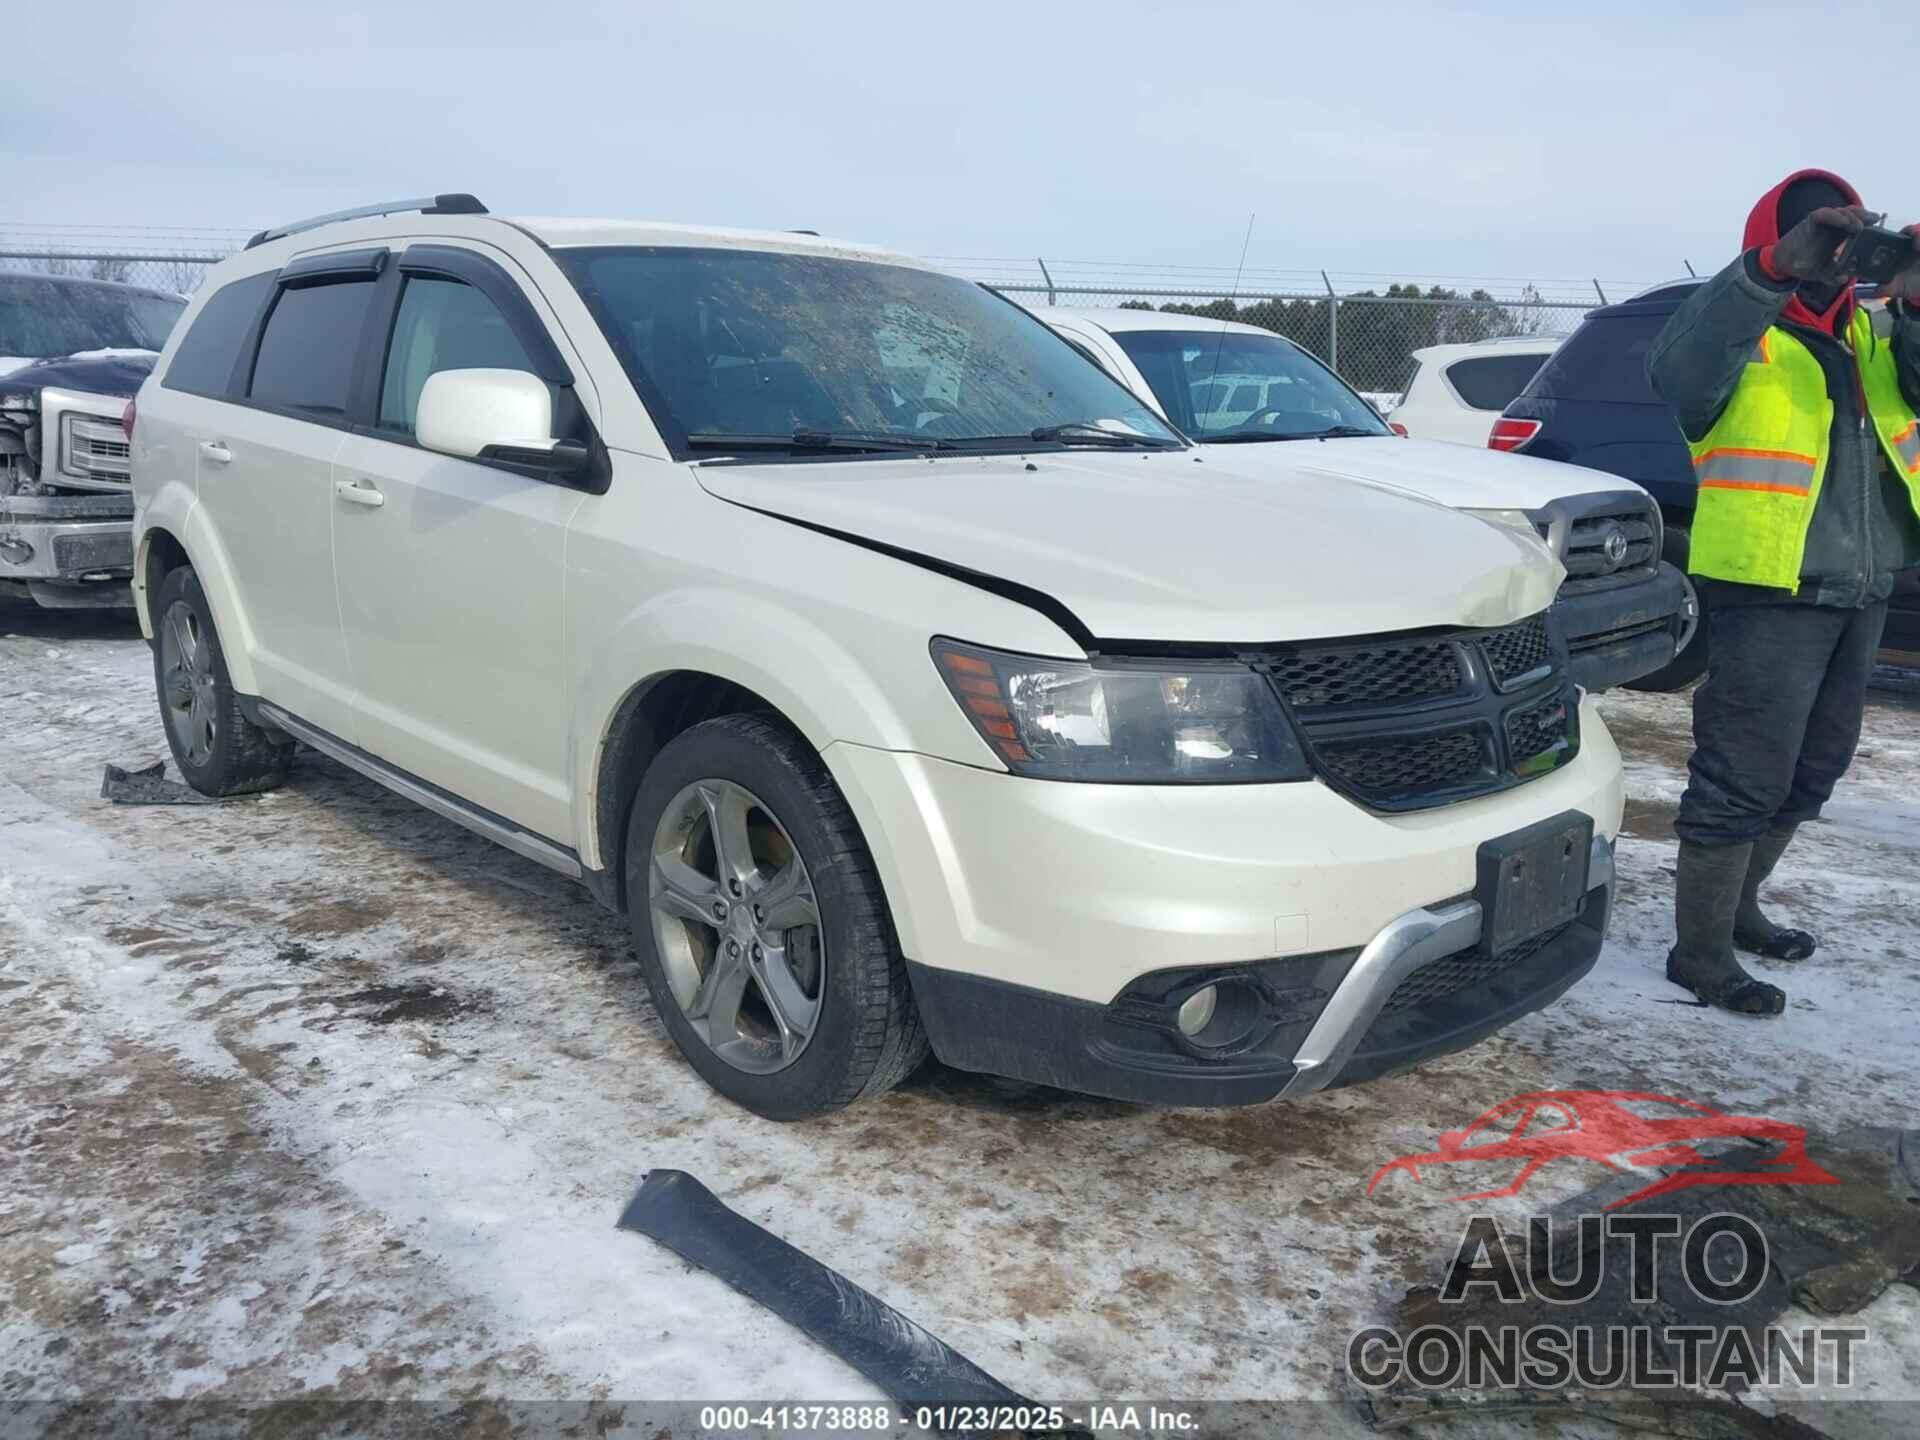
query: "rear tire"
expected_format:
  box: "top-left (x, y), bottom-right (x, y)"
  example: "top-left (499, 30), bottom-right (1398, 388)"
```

top-left (625, 714), bottom-right (927, 1120)
top-left (151, 566), bottom-right (292, 796)
top-left (1624, 523), bottom-right (1708, 693)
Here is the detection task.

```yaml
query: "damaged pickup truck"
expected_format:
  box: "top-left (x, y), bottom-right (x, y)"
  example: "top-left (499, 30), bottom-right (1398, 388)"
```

top-left (1, 272), bottom-right (185, 608)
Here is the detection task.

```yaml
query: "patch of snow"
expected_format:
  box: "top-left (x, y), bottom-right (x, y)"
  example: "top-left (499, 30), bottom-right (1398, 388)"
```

top-left (0, 613), bottom-right (1913, 1414)
top-left (53, 1243), bottom-right (96, 1266)
top-left (163, 1365), bottom-right (227, 1400)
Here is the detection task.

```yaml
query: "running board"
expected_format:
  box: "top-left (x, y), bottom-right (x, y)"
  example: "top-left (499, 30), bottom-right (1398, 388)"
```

top-left (256, 702), bottom-right (582, 879)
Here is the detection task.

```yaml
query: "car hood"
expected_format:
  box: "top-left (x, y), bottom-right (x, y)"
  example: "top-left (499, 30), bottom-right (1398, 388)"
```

top-left (1200, 434), bottom-right (1649, 511)
top-left (0, 349), bottom-right (159, 401)
top-left (694, 449), bottom-right (1561, 646)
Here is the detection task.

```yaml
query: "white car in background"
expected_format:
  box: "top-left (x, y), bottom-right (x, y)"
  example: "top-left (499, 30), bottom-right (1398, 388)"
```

top-left (1038, 307), bottom-right (1690, 692)
top-left (1385, 337), bottom-right (1559, 446)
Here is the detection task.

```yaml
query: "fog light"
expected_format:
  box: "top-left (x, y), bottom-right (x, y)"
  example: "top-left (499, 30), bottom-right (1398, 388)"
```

top-left (0, 536), bottom-right (33, 566)
top-left (1176, 984), bottom-right (1218, 1037)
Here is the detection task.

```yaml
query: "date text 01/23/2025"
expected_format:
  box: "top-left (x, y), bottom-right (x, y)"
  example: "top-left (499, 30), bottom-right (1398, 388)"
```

top-left (699, 1404), bottom-right (1202, 1433)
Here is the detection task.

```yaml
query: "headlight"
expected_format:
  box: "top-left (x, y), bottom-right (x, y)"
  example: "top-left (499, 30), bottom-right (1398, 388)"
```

top-left (1463, 507), bottom-right (1548, 542)
top-left (932, 639), bottom-right (1311, 783)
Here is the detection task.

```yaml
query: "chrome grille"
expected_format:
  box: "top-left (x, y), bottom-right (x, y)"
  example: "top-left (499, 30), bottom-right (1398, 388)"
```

top-left (1561, 496), bottom-right (1658, 592)
top-left (62, 413), bottom-right (132, 483)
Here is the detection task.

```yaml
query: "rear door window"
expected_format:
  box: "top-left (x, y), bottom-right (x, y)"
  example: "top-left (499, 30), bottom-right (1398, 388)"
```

top-left (1446, 353), bottom-right (1549, 411)
top-left (161, 273), bottom-right (274, 397)
top-left (1526, 312), bottom-right (1671, 405)
top-left (248, 279), bottom-right (379, 418)
top-left (377, 275), bottom-right (537, 435)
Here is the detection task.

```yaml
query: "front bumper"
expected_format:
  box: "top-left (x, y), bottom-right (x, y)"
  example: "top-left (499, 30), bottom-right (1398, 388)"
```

top-left (827, 696), bottom-right (1623, 1102)
top-left (1555, 560), bottom-right (1692, 691)
top-left (0, 492), bottom-right (135, 606)
top-left (906, 834), bottom-right (1611, 1106)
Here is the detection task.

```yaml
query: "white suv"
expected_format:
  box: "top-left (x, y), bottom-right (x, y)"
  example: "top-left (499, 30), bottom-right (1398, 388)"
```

top-left (1385, 337), bottom-right (1559, 446)
top-left (130, 197), bottom-right (1623, 1120)
top-left (1040, 309), bottom-right (1692, 693)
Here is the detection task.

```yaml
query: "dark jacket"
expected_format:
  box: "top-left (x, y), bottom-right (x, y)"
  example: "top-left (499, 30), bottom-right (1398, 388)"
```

top-left (1646, 255), bottom-right (1920, 608)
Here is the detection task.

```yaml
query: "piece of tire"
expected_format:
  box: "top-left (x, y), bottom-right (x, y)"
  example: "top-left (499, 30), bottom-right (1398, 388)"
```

top-left (1624, 523), bottom-right (1709, 692)
top-left (624, 713), bottom-right (928, 1120)
top-left (150, 565), bottom-right (293, 796)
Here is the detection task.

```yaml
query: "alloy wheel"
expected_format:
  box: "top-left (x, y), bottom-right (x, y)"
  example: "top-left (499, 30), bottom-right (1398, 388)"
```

top-left (159, 599), bottom-right (217, 766)
top-left (648, 779), bottom-right (826, 1074)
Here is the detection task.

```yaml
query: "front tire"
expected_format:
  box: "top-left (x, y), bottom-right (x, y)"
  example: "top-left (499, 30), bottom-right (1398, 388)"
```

top-left (151, 566), bottom-right (292, 796)
top-left (625, 714), bottom-right (927, 1120)
top-left (1624, 523), bottom-right (1708, 692)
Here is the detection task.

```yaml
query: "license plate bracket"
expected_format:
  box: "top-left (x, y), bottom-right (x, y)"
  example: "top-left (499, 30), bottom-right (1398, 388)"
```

top-left (1477, 810), bottom-right (1593, 956)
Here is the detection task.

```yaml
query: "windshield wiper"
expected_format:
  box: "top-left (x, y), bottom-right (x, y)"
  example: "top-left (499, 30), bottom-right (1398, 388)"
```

top-left (1025, 422), bottom-right (1182, 449)
top-left (1205, 424), bottom-right (1384, 444)
top-left (685, 429), bottom-right (941, 454)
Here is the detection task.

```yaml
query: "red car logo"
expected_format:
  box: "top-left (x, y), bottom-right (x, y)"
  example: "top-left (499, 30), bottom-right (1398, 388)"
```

top-left (1367, 1090), bottom-right (1840, 1209)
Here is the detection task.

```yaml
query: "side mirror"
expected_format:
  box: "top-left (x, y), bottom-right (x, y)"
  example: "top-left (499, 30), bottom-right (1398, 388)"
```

top-left (416, 368), bottom-right (594, 479)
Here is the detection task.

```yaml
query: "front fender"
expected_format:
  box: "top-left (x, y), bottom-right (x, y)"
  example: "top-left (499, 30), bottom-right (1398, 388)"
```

top-left (569, 584), bottom-right (991, 872)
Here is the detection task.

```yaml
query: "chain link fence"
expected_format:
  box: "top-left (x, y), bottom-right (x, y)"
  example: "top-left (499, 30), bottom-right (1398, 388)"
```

top-left (1, 232), bottom-right (1652, 405)
top-left (0, 250), bottom-right (229, 296)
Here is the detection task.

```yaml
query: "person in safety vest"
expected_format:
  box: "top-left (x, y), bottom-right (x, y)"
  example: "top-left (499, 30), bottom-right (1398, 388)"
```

top-left (1647, 168), bottom-right (1920, 1017)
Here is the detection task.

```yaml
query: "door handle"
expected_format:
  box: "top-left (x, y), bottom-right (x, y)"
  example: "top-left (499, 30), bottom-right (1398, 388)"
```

top-left (198, 441), bottom-right (232, 465)
top-left (334, 479), bottom-right (386, 509)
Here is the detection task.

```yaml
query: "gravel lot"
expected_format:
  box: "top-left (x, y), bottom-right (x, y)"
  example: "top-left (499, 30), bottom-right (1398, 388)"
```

top-left (2, 597), bottom-right (1916, 1438)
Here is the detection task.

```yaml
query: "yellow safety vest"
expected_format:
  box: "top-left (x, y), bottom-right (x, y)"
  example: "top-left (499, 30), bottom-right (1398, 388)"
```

top-left (1688, 306), bottom-right (1920, 591)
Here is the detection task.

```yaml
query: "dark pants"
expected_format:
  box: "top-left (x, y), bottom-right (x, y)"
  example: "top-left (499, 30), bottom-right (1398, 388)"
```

top-left (1675, 598), bottom-right (1888, 847)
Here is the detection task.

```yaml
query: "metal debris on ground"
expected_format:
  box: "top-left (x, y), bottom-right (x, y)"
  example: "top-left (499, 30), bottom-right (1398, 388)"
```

top-left (619, 1169), bottom-right (1090, 1434)
top-left (99, 760), bottom-right (226, 805)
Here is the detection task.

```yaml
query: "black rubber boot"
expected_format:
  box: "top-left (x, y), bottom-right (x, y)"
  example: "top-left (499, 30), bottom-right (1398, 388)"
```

top-left (1733, 825), bottom-right (1817, 960)
top-left (1667, 841), bottom-right (1787, 1016)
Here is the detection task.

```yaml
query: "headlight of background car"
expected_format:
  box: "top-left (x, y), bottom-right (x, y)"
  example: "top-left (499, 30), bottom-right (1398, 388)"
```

top-left (932, 639), bottom-right (1311, 783)
top-left (1462, 507), bottom-right (1550, 543)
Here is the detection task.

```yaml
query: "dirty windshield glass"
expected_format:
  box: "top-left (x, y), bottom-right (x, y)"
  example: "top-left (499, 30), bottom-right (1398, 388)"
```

top-left (0, 275), bottom-right (185, 359)
top-left (1111, 329), bottom-right (1389, 439)
top-left (556, 247), bottom-right (1178, 452)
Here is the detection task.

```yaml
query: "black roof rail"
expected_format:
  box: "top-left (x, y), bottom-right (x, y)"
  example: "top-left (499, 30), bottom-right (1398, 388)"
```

top-left (245, 194), bottom-right (488, 250)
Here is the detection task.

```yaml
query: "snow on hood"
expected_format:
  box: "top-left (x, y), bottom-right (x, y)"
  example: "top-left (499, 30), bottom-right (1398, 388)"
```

top-left (0, 357), bottom-right (36, 378)
top-left (64, 347), bottom-right (161, 363)
top-left (1199, 434), bottom-right (1649, 512)
top-left (695, 448), bottom-right (1561, 646)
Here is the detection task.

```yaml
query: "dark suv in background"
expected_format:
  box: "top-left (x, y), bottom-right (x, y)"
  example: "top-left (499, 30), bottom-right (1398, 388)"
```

top-left (1496, 279), bottom-right (1920, 689)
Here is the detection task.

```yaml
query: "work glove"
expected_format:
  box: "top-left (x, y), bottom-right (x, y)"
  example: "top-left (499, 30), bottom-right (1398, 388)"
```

top-left (1877, 223), bottom-right (1920, 306)
top-left (1763, 205), bottom-right (1875, 285)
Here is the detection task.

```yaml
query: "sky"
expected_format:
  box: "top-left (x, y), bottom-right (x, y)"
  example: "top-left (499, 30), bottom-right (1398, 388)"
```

top-left (6, 0), bottom-right (1913, 290)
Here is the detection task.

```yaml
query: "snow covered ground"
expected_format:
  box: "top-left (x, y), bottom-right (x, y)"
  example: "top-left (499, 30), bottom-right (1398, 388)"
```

top-left (2, 598), bottom-right (1915, 1438)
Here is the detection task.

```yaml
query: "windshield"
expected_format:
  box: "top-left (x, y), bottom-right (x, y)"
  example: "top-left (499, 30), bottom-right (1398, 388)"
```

top-left (1110, 329), bottom-right (1390, 440)
top-left (0, 275), bottom-right (185, 359)
top-left (555, 247), bottom-right (1180, 454)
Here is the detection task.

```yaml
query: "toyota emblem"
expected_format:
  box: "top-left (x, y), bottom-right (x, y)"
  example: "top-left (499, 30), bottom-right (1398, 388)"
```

top-left (1600, 525), bottom-right (1630, 568)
